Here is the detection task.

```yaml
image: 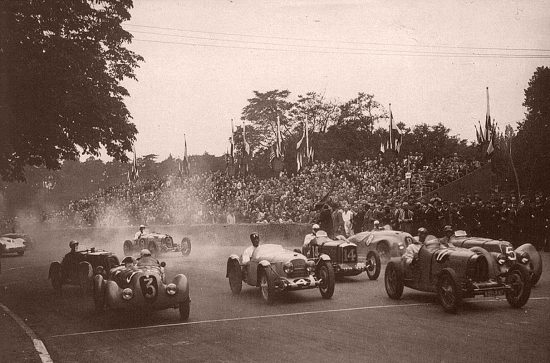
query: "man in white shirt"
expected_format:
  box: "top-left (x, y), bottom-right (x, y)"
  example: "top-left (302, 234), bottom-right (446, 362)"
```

top-left (302, 224), bottom-right (320, 256)
top-left (242, 232), bottom-right (260, 264)
top-left (134, 225), bottom-right (146, 240)
top-left (342, 205), bottom-right (354, 237)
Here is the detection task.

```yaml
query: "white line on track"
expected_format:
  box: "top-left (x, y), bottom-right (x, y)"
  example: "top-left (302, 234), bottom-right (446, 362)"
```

top-left (48, 296), bottom-right (550, 339)
top-left (0, 302), bottom-right (53, 363)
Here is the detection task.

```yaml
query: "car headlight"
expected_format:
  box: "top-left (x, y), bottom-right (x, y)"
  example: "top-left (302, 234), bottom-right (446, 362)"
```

top-left (283, 262), bottom-right (294, 274)
top-left (496, 254), bottom-right (506, 265)
top-left (166, 283), bottom-right (177, 295)
top-left (95, 266), bottom-right (104, 275)
top-left (122, 288), bottom-right (134, 300)
top-left (398, 244), bottom-right (405, 250)
top-left (306, 260), bottom-right (315, 273)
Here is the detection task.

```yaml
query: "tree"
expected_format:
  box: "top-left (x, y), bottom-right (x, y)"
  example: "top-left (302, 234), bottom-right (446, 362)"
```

top-left (0, 0), bottom-right (143, 181)
top-left (514, 66), bottom-right (550, 191)
top-left (337, 93), bottom-right (385, 133)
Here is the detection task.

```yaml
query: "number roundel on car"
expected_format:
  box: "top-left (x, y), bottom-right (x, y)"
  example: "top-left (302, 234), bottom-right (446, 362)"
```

top-left (139, 275), bottom-right (158, 302)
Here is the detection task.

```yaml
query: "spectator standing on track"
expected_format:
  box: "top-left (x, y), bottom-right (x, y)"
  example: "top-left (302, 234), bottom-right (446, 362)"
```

top-left (342, 203), bottom-right (354, 237)
top-left (398, 202), bottom-right (414, 234)
top-left (319, 204), bottom-right (334, 238)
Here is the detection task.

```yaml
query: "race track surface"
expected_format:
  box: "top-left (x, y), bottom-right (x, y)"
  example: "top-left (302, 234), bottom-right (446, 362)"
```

top-left (1, 233), bottom-right (549, 362)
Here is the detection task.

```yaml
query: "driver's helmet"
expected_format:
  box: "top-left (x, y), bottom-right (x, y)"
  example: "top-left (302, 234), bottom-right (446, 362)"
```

top-left (140, 249), bottom-right (152, 257)
top-left (312, 224), bottom-right (320, 233)
top-left (417, 227), bottom-right (428, 236)
top-left (69, 240), bottom-right (79, 249)
top-left (139, 224), bottom-right (146, 230)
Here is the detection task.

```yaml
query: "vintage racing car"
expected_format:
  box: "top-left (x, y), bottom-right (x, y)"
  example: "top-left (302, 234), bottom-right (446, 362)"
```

top-left (49, 247), bottom-right (120, 294)
top-left (298, 233), bottom-right (381, 280)
top-left (226, 244), bottom-right (336, 304)
top-left (348, 229), bottom-right (414, 260)
top-left (450, 230), bottom-right (542, 285)
top-left (384, 243), bottom-right (532, 313)
top-left (124, 230), bottom-right (191, 257)
top-left (0, 235), bottom-right (26, 256)
top-left (1, 233), bottom-right (34, 250)
top-left (93, 257), bottom-right (190, 320)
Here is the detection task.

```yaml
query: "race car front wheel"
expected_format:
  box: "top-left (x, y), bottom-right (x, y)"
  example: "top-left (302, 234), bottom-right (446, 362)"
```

top-left (437, 269), bottom-right (462, 313)
top-left (179, 299), bottom-right (190, 321)
top-left (259, 267), bottom-right (276, 304)
top-left (228, 261), bottom-right (242, 295)
top-left (505, 264), bottom-right (531, 309)
top-left (366, 251), bottom-right (381, 280)
top-left (384, 260), bottom-right (404, 299)
top-left (181, 237), bottom-right (191, 256)
top-left (123, 240), bottom-right (133, 255)
top-left (318, 263), bottom-right (335, 299)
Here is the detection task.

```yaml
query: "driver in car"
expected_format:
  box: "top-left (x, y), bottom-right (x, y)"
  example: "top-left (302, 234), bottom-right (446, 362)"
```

top-left (302, 224), bottom-right (320, 256)
top-left (135, 225), bottom-right (146, 241)
top-left (137, 249), bottom-right (160, 266)
top-left (402, 228), bottom-right (427, 266)
top-left (242, 232), bottom-right (260, 264)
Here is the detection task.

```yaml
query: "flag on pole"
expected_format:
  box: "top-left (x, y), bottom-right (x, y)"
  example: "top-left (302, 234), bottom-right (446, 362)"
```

top-left (487, 138), bottom-right (494, 157)
top-left (269, 145), bottom-right (276, 165)
top-left (128, 145), bottom-right (139, 182)
top-left (242, 121), bottom-right (250, 156)
top-left (389, 103), bottom-right (394, 150)
top-left (230, 119), bottom-right (235, 163)
top-left (305, 116), bottom-right (314, 162)
top-left (276, 115), bottom-right (282, 158)
top-left (181, 134), bottom-right (190, 177)
top-left (296, 123), bottom-right (306, 172)
top-left (485, 87), bottom-right (491, 143)
top-left (380, 141), bottom-right (386, 154)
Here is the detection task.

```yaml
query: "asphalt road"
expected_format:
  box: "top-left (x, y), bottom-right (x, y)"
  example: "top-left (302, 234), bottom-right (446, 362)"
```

top-left (1, 234), bottom-right (549, 363)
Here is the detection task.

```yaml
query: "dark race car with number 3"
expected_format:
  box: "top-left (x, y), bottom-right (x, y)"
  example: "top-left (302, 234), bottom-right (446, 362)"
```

top-left (384, 243), bottom-right (532, 313)
top-left (93, 257), bottom-right (190, 320)
top-left (450, 230), bottom-right (542, 285)
top-left (297, 234), bottom-right (381, 280)
top-left (226, 244), bottom-right (335, 304)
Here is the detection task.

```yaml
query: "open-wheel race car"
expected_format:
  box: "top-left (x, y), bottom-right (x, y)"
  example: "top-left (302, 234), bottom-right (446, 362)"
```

top-left (450, 230), bottom-right (542, 285)
top-left (0, 235), bottom-right (27, 256)
top-left (49, 247), bottom-right (120, 294)
top-left (297, 233), bottom-right (381, 280)
top-left (123, 230), bottom-right (191, 257)
top-left (348, 229), bottom-right (414, 261)
top-left (226, 244), bottom-right (336, 304)
top-left (384, 243), bottom-right (532, 313)
top-left (93, 256), bottom-right (190, 320)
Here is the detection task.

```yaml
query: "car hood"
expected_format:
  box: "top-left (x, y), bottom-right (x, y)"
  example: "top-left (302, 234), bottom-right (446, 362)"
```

top-left (110, 265), bottom-right (163, 288)
top-left (252, 244), bottom-right (306, 263)
top-left (0, 237), bottom-right (25, 248)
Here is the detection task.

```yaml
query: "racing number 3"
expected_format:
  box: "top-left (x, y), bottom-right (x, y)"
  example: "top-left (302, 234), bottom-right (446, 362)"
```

top-left (140, 275), bottom-right (158, 300)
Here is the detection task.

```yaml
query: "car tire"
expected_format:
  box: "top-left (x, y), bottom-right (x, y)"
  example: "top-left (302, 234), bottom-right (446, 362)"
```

top-left (259, 267), bottom-right (276, 304)
top-left (181, 237), bottom-right (191, 256)
top-left (376, 242), bottom-right (390, 260)
top-left (123, 240), bottom-right (133, 255)
top-left (384, 260), bottom-right (404, 299)
top-left (179, 299), bottom-right (190, 321)
top-left (505, 264), bottom-right (532, 309)
top-left (228, 261), bottom-right (242, 295)
top-left (516, 243), bottom-right (542, 286)
top-left (139, 238), bottom-right (147, 249)
top-left (78, 262), bottom-right (93, 296)
top-left (318, 262), bottom-right (335, 299)
top-left (437, 268), bottom-right (462, 313)
top-left (366, 251), bottom-right (381, 280)
top-left (49, 262), bottom-right (63, 293)
top-left (93, 275), bottom-right (105, 312)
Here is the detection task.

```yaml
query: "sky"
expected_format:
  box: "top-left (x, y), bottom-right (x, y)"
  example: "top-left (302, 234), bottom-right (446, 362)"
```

top-left (119, 0), bottom-right (550, 160)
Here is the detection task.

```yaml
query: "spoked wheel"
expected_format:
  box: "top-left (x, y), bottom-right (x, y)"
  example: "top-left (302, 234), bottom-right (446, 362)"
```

top-left (181, 237), bottom-right (191, 256)
top-left (437, 269), bottom-right (461, 313)
top-left (123, 240), bottom-right (133, 255)
top-left (259, 268), bottom-right (276, 304)
top-left (505, 264), bottom-right (531, 308)
top-left (228, 262), bottom-right (242, 295)
top-left (384, 261), bottom-right (404, 299)
top-left (366, 251), bottom-right (381, 280)
top-left (318, 263), bottom-right (335, 299)
top-left (179, 299), bottom-right (190, 321)
top-left (376, 242), bottom-right (390, 260)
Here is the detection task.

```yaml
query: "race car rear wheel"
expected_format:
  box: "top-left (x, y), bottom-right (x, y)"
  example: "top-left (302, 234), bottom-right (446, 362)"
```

top-left (366, 251), bottom-right (381, 280)
top-left (123, 240), bottom-right (133, 255)
top-left (384, 261), bottom-right (404, 299)
top-left (181, 237), bottom-right (191, 256)
top-left (259, 267), bottom-right (276, 304)
top-left (318, 262), bottom-right (335, 299)
top-left (437, 269), bottom-right (462, 313)
top-left (228, 261), bottom-right (242, 295)
top-left (179, 299), bottom-right (190, 321)
top-left (505, 264), bottom-right (531, 309)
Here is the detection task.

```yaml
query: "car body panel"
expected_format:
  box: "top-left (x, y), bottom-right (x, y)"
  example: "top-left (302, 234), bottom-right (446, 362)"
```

top-left (348, 230), bottom-right (413, 259)
top-left (50, 248), bottom-right (120, 286)
top-left (305, 237), bottom-right (368, 276)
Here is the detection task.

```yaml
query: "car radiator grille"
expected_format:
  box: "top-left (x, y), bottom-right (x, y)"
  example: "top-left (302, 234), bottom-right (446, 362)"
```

top-left (289, 259), bottom-right (309, 278)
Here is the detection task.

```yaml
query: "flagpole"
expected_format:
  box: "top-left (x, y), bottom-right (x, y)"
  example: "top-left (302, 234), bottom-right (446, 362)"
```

top-left (509, 136), bottom-right (521, 199)
top-left (389, 103), bottom-right (393, 151)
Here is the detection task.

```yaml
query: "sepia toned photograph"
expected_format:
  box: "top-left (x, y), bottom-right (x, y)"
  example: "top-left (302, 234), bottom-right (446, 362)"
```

top-left (1, 1), bottom-right (549, 362)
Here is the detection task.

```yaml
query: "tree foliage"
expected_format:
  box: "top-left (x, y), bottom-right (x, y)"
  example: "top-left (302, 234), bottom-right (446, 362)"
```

top-left (0, 0), bottom-right (143, 181)
top-left (514, 66), bottom-right (550, 191)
